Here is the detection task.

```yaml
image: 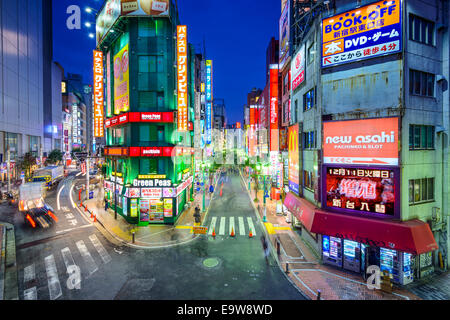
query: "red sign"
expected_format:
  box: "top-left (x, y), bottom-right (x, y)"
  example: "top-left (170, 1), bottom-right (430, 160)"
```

top-left (93, 50), bottom-right (104, 137)
top-left (269, 66), bottom-right (279, 152)
top-left (324, 166), bottom-right (397, 217)
top-left (105, 112), bottom-right (174, 128)
top-left (141, 147), bottom-right (174, 157)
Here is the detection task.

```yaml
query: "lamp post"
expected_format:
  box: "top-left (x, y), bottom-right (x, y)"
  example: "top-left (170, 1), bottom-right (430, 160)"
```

top-left (202, 165), bottom-right (206, 212)
top-left (263, 174), bottom-right (267, 222)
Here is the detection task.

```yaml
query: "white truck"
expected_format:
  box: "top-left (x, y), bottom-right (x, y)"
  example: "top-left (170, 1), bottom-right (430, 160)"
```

top-left (18, 182), bottom-right (46, 212)
top-left (32, 166), bottom-right (64, 189)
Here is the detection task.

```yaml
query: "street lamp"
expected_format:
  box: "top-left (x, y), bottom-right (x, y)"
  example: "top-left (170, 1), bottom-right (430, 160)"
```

top-left (85, 7), bottom-right (98, 14)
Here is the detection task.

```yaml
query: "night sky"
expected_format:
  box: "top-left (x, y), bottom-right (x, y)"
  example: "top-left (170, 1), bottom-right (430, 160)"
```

top-left (53, 0), bottom-right (281, 124)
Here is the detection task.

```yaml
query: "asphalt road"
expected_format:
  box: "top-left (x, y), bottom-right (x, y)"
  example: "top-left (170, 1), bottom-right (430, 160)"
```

top-left (1, 170), bottom-right (307, 300)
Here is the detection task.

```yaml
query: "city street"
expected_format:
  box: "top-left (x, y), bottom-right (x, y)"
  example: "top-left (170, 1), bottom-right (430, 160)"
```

top-left (0, 171), bottom-right (306, 300)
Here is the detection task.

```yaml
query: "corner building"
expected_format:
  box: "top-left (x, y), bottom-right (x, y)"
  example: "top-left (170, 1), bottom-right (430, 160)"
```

top-left (285, 0), bottom-right (449, 284)
top-left (97, 0), bottom-right (194, 225)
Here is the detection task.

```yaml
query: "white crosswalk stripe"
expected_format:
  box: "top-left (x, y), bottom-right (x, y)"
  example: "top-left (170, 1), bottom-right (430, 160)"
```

top-left (23, 287), bottom-right (37, 300)
top-left (238, 217), bottom-right (246, 235)
top-left (44, 254), bottom-right (62, 300)
top-left (218, 217), bottom-right (226, 235)
top-left (89, 234), bottom-right (112, 264)
top-left (23, 264), bottom-right (35, 283)
top-left (76, 240), bottom-right (98, 276)
top-left (208, 217), bottom-right (217, 235)
top-left (247, 217), bottom-right (256, 236)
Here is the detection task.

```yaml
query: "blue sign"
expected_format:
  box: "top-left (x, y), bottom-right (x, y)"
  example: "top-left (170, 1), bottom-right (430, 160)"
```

top-left (206, 60), bottom-right (212, 144)
top-left (209, 185), bottom-right (214, 193)
top-left (89, 191), bottom-right (94, 199)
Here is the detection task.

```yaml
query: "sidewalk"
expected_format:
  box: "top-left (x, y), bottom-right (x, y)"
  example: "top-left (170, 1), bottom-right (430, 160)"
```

top-left (0, 222), bottom-right (18, 300)
top-left (240, 169), bottom-right (421, 300)
top-left (80, 172), bottom-right (221, 249)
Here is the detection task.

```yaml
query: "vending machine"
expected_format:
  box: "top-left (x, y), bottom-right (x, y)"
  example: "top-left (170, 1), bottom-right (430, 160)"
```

top-left (322, 235), bottom-right (343, 268)
top-left (380, 248), bottom-right (401, 284)
top-left (400, 252), bottom-right (414, 285)
top-left (343, 240), bottom-right (361, 273)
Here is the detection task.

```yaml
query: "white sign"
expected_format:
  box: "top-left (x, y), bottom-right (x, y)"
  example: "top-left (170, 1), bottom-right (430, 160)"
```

top-left (141, 188), bottom-right (162, 199)
top-left (291, 44), bottom-right (305, 91)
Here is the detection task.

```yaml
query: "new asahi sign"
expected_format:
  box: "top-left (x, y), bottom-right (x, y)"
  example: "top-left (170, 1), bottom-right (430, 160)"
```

top-left (133, 179), bottom-right (172, 187)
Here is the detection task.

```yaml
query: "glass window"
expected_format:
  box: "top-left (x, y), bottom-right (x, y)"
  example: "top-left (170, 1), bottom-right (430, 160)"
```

top-left (427, 22), bottom-right (434, 45)
top-left (157, 92), bottom-right (164, 109)
top-left (427, 126), bottom-right (434, 149)
top-left (139, 125), bottom-right (150, 142)
top-left (414, 17), bottom-right (421, 41)
top-left (140, 159), bottom-right (150, 174)
top-left (409, 125), bottom-right (414, 148)
top-left (421, 178), bottom-right (427, 201)
top-left (414, 126), bottom-right (421, 148)
top-left (156, 57), bottom-right (164, 73)
top-left (409, 180), bottom-right (414, 203)
top-left (427, 73), bottom-right (434, 97)
top-left (139, 91), bottom-right (157, 110)
top-left (414, 179), bottom-right (421, 202)
top-left (414, 71), bottom-right (421, 95)
top-left (139, 56), bottom-right (156, 73)
top-left (421, 72), bottom-right (427, 96)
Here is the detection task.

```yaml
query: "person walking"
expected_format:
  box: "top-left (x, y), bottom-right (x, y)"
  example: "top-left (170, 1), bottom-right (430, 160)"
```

top-left (193, 205), bottom-right (201, 226)
top-left (261, 235), bottom-right (270, 264)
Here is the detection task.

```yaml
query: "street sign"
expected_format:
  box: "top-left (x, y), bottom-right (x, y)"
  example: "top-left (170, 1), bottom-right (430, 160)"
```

top-left (193, 226), bottom-right (208, 235)
top-left (89, 191), bottom-right (94, 199)
top-left (209, 185), bottom-right (214, 193)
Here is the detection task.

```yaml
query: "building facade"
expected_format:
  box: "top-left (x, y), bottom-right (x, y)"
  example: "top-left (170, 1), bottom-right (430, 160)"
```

top-left (284, 0), bottom-right (449, 284)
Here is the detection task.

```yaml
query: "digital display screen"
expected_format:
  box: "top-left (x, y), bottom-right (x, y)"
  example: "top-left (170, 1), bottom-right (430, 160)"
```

top-left (380, 247), bottom-right (397, 274)
top-left (323, 236), bottom-right (330, 257)
top-left (343, 240), bottom-right (360, 259)
top-left (330, 237), bottom-right (341, 258)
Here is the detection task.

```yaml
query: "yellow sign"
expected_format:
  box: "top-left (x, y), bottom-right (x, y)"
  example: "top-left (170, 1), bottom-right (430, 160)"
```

top-left (112, 172), bottom-right (123, 177)
top-left (114, 44), bottom-right (130, 114)
top-left (138, 174), bottom-right (167, 179)
top-left (193, 226), bottom-right (208, 235)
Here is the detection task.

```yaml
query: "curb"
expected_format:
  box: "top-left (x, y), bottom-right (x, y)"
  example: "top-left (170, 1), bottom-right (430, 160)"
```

top-left (0, 222), bottom-right (19, 300)
top-left (71, 171), bottom-right (221, 250)
top-left (238, 169), bottom-right (311, 300)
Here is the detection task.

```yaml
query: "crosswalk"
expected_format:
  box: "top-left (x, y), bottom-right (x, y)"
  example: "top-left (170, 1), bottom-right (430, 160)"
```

top-left (207, 216), bottom-right (257, 237)
top-left (22, 233), bottom-right (112, 300)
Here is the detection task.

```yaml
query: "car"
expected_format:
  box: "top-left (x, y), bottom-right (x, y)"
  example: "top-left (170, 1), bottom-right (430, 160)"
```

top-left (24, 204), bottom-right (58, 229)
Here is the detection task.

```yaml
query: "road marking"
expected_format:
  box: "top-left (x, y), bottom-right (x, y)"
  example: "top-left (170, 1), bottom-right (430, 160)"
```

top-left (218, 217), bottom-right (226, 235)
top-left (247, 217), bottom-right (256, 236)
top-left (57, 185), bottom-right (65, 210)
top-left (238, 217), bottom-right (245, 235)
top-left (61, 247), bottom-right (76, 269)
top-left (69, 183), bottom-right (76, 208)
top-left (76, 240), bottom-right (98, 276)
top-left (23, 287), bottom-right (37, 300)
top-left (23, 264), bottom-right (35, 283)
top-left (229, 217), bottom-right (235, 235)
top-left (55, 224), bottom-right (94, 235)
top-left (89, 234), bottom-right (112, 264)
top-left (76, 172), bottom-right (82, 177)
top-left (44, 254), bottom-right (62, 300)
top-left (208, 217), bottom-right (217, 235)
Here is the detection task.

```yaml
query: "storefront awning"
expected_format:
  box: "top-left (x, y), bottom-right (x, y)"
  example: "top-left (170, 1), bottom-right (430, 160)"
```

top-left (311, 210), bottom-right (439, 255)
top-left (283, 192), bottom-right (317, 230)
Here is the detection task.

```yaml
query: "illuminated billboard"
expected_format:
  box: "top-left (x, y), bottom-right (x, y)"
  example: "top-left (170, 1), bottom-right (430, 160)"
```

top-left (322, 165), bottom-right (400, 218)
top-left (323, 117), bottom-right (399, 166)
top-left (114, 44), bottom-right (130, 114)
top-left (96, 0), bottom-right (121, 45)
top-left (93, 50), bottom-right (104, 138)
top-left (279, 1), bottom-right (290, 70)
top-left (321, 0), bottom-right (402, 67)
top-left (270, 66), bottom-right (279, 152)
top-left (288, 124), bottom-right (299, 194)
top-left (291, 44), bottom-right (305, 91)
top-left (206, 60), bottom-right (213, 144)
top-left (177, 25), bottom-right (188, 132)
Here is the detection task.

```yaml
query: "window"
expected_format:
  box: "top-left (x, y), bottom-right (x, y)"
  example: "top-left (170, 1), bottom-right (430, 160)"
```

top-left (409, 125), bottom-right (435, 150)
top-left (303, 170), bottom-right (314, 191)
top-left (308, 43), bottom-right (315, 64)
top-left (294, 99), bottom-right (298, 123)
top-left (303, 131), bottom-right (316, 149)
top-left (303, 87), bottom-right (316, 111)
top-left (139, 125), bottom-right (157, 142)
top-left (138, 91), bottom-right (157, 110)
top-left (140, 159), bottom-right (157, 175)
top-left (409, 14), bottom-right (434, 46)
top-left (409, 178), bottom-right (434, 204)
top-left (409, 69), bottom-right (434, 97)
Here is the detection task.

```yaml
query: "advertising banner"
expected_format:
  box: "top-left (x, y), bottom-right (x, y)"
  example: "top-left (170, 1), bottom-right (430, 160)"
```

top-left (270, 66), bottom-right (279, 152)
top-left (206, 60), bottom-right (213, 144)
top-left (121, 0), bottom-right (170, 17)
top-left (323, 117), bottom-right (398, 166)
top-left (321, 0), bottom-right (402, 68)
top-left (279, 1), bottom-right (290, 70)
top-left (96, 0), bottom-right (121, 45)
top-left (93, 50), bottom-right (104, 138)
top-left (322, 165), bottom-right (399, 218)
top-left (177, 25), bottom-right (188, 131)
top-left (291, 44), bottom-right (305, 91)
top-left (106, 51), bottom-right (112, 117)
top-left (114, 44), bottom-right (130, 114)
top-left (288, 124), bottom-right (299, 194)
top-left (141, 188), bottom-right (162, 199)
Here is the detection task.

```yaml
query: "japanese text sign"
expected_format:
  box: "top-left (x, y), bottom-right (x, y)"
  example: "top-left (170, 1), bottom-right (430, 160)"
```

top-left (323, 117), bottom-right (399, 166)
top-left (322, 0), bottom-right (402, 67)
top-left (291, 44), bottom-right (305, 91)
top-left (93, 50), bottom-right (104, 138)
top-left (177, 25), bottom-right (188, 132)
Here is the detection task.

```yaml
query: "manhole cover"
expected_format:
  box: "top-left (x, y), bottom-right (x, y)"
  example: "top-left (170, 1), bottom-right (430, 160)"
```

top-left (203, 258), bottom-right (219, 268)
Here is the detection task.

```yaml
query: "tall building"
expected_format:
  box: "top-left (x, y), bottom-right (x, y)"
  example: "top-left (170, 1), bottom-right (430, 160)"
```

top-left (98, 0), bottom-right (195, 225)
top-left (285, 0), bottom-right (449, 284)
top-left (0, 0), bottom-right (62, 182)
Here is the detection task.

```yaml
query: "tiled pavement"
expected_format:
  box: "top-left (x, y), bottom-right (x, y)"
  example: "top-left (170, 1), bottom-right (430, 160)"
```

top-left (406, 272), bottom-right (450, 300)
top-left (240, 170), bottom-right (421, 300)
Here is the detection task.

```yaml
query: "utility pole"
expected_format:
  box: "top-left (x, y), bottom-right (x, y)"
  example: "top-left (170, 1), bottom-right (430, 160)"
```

top-left (6, 145), bottom-right (10, 193)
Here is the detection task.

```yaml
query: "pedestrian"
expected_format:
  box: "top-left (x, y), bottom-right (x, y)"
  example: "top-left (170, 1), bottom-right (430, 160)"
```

top-left (261, 235), bottom-right (270, 264)
top-left (104, 200), bottom-right (108, 212)
top-left (193, 205), bottom-right (201, 226)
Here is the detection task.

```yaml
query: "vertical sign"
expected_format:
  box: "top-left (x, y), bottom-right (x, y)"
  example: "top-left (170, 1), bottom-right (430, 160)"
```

top-left (288, 124), bottom-right (299, 195)
top-left (279, 1), bottom-right (290, 70)
top-left (291, 44), bottom-right (305, 91)
top-left (93, 50), bottom-right (104, 138)
top-left (106, 51), bottom-right (112, 117)
top-left (269, 65), bottom-right (279, 152)
top-left (177, 25), bottom-right (188, 132)
top-left (206, 60), bottom-right (213, 144)
top-left (114, 44), bottom-right (130, 114)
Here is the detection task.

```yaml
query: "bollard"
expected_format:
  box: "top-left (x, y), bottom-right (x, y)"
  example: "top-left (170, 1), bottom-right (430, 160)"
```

top-left (132, 232), bottom-right (135, 244)
top-left (317, 290), bottom-right (321, 300)
top-left (285, 262), bottom-right (289, 274)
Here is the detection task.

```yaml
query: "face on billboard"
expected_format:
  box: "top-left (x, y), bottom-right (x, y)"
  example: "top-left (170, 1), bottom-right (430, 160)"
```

top-left (324, 166), bottom-right (398, 217)
top-left (321, 0), bottom-right (402, 67)
top-left (323, 117), bottom-right (398, 166)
